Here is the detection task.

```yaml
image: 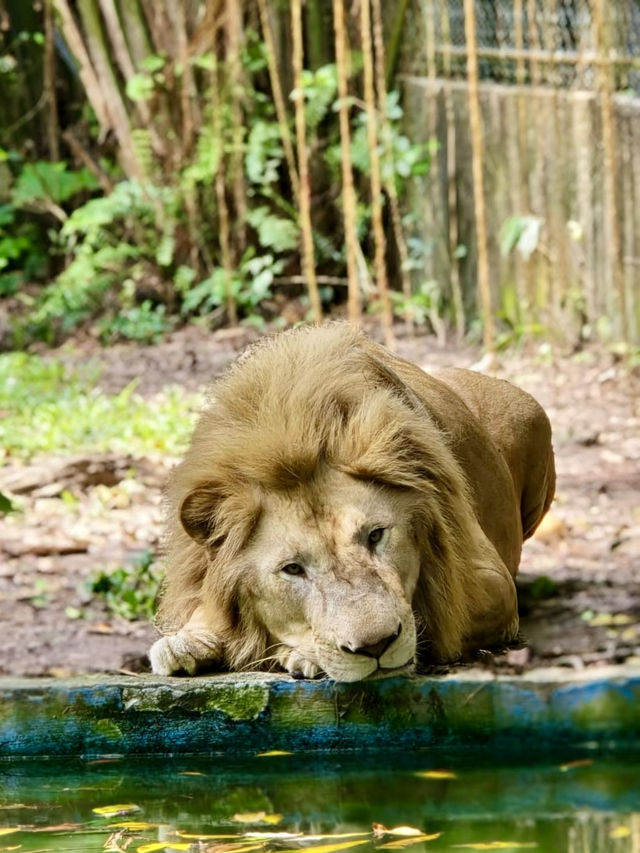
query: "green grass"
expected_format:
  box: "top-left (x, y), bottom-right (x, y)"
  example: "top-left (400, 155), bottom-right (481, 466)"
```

top-left (0, 352), bottom-right (201, 461)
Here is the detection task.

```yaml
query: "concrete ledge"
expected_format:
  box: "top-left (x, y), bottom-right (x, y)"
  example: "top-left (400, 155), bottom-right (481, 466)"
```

top-left (1, 665), bottom-right (639, 758)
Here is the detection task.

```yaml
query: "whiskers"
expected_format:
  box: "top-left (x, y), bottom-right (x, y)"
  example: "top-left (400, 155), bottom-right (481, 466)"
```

top-left (239, 642), bottom-right (284, 672)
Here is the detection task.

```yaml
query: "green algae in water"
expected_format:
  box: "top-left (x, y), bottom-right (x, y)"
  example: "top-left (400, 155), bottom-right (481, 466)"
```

top-left (1, 751), bottom-right (639, 853)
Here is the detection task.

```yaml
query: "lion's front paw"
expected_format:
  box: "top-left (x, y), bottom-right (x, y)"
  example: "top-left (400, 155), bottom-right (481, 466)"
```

top-left (275, 646), bottom-right (322, 680)
top-left (149, 630), bottom-right (223, 676)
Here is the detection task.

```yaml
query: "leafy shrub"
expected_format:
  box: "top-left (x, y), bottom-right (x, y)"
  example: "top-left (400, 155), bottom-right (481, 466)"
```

top-left (89, 549), bottom-right (162, 621)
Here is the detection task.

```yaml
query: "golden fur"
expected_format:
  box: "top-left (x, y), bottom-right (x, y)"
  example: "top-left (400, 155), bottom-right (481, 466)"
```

top-left (150, 323), bottom-right (555, 680)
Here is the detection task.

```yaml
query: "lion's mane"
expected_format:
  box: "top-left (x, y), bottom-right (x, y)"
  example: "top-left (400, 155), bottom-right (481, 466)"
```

top-left (156, 323), bottom-right (499, 669)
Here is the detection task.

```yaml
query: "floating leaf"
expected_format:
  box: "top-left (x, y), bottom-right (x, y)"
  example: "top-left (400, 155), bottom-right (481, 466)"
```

top-left (232, 813), bottom-right (282, 825)
top-left (267, 834), bottom-right (369, 849)
top-left (109, 821), bottom-right (155, 830)
top-left (609, 826), bottom-right (631, 839)
top-left (559, 759), bottom-right (593, 773)
top-left (93, 805), bottom-right (141, 818)
top-left (378, 834), bottom-right (441, 848)
top-left (176, 834), bottom-right (240, 841)
top-left (256, 751), bottom-right (292, 757)
top-left (178, 771), bottom-right (206, 777)
top-left (451, 844), bottom-right (537, 850)
top-left (373, 826), bottom-right (424, 838)
top-left (202, 844), bottom-right (265, 853)
top-left (414, 770), bottom-right (457, 780)
top-left (285, 841), bottom-right (368, 853)
top-left (138, 844), bottom-right (192, 853)
top-left (0, 830), bottom-right (19, 838)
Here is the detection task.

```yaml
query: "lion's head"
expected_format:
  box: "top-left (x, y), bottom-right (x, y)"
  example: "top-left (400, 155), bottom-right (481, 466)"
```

top-left (209, 467), bottom-right (420, 680)
top-left (155, 324), bottom-right (490, 679)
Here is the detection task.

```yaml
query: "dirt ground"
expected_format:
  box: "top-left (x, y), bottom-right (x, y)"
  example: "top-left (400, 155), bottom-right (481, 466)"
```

top-left (1, 324), bottom-right (639, 678)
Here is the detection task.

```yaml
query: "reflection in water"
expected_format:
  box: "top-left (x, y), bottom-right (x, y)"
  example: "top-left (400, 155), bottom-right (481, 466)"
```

top-left (0, 750), bottom-right (639, 853)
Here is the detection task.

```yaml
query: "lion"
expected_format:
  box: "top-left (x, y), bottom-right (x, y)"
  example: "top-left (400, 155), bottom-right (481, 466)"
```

top-left (149, 323), bottom-right (555, 682)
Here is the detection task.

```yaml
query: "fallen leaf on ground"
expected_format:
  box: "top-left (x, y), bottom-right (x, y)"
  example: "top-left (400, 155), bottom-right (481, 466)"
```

top-left (88, 622), bottom-right (115, 635)
top-left (414, 770), bottom-right (457, 780)
top-left (93, 805), bottom-right (141, 818)
top-left (378, 833), bottom-right (441, 848)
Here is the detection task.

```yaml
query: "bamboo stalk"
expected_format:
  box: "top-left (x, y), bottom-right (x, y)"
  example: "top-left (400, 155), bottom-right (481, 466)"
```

top-left (290, 0), bottom-right (322, 323)
top-left (526, 0), bottom-right (542, 85)
top-left (592, 0), bottom-right (629, 341)
top-left (97, 0), bottom-right (165, 159)
top-left (372, 0), bottom-right (413, 333)
top-left (360, 0), bottom-right (393, 347)
top-left (438, 0), bottom-right (465, 342)
top-left (117, 0), bottom-right (153, 66)
top-left (43, 0), bottom-right (59, 160)
top-left (168, 0), bottom-right (196, 160)
top-left (257, 0), bottom-right (299, 205)
top-left (52, 0), bottom-right (112, 131)
top-left (332, 0), bottom-right (361, 324)
top-left (211, 45), bottom-right (237, 326)
top-left (71, 0), bottom-right (144, 180)
top-left (225, 0), bottom-right (247, 250)
top-left (423, 0), bottom-right (436, 79)
top-left (463, 0), bottom-right (495, 352)
top-left (513, 0), bottom-right (536, 319)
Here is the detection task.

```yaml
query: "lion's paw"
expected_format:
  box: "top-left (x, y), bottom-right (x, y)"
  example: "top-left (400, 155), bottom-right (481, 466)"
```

top-left (149, 630), bottom-right (223, 676)
top-left (275, 647), bottom-right (322, 680)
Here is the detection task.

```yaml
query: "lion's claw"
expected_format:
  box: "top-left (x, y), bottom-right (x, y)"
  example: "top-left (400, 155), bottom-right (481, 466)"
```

top-left (275, 647), bottom-right (321, 679)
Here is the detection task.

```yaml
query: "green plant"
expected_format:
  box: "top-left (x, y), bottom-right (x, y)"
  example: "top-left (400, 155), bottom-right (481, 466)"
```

top-left (388, 279), bottom-right (443, 329)
top-left (0, 352), bottom-right (199, 460)
top-left (0, 155), bottom-right (100, 307)
top-left (99, 301), bottom-right (173, 344)
top-left (89, 549), bottom-right (162, 621)
top-left (0, 490), bottom-right (14, 514)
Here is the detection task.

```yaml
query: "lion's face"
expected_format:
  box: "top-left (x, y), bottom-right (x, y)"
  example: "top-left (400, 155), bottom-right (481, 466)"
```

top-left (236, 468), bottom-right (420, 682)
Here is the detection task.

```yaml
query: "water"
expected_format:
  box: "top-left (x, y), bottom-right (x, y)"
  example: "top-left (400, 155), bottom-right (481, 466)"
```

top-left (1, 749), bottom-right (639, 853)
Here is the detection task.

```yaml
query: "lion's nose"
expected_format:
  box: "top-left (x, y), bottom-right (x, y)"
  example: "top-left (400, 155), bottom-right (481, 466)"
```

top-left (341, 624), bottom-right (401, 659)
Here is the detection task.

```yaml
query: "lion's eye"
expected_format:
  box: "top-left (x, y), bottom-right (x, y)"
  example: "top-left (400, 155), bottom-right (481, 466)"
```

top-left (368, 527), bottom-right (386, 547)
top-left (281, 562), bottom-right (305, 577)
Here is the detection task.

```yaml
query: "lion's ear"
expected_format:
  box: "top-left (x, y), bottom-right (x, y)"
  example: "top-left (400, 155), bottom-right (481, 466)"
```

top-left (180, 484), bottom-right (222, 544)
